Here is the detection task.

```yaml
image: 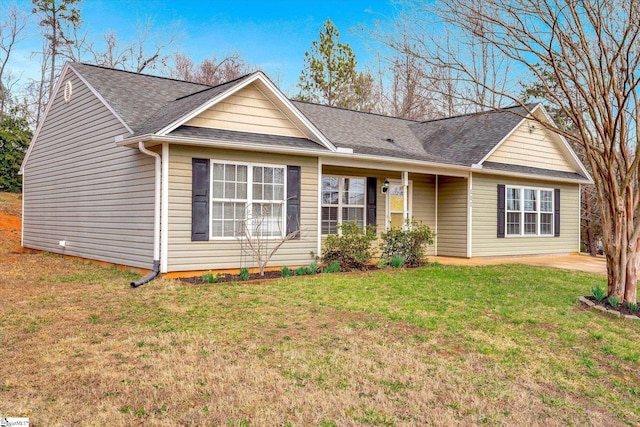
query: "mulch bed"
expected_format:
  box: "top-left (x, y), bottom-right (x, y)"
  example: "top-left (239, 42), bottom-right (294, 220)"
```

top-left (583, 295), bottom-right (640, 318)
top-left (178, 263), bottom-right (427, 285)
top-left (179, 269), bottom-right (284, 284)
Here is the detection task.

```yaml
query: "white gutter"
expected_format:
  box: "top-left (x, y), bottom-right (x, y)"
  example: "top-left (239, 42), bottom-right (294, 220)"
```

top-left (118, 134), bottom-right (593, 185)
top-left (135, 141), bottom-right (161, 281)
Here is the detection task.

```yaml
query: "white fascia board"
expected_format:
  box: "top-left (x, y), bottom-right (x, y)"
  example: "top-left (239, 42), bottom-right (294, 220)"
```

top-left (20, 64), bottom-right (71, 175)
top-left (20, 63), bottom-right (134, 175)
top-left (255, 73), bottom-right (336, 151)
top-left (70, 64), bottom-right (134, 135)
top-left (155, 71), bottom-right (336, 152)
top-left (118, 135), bottom-right (590, 184)
top-left (534, 104), bottom-right (594, 183)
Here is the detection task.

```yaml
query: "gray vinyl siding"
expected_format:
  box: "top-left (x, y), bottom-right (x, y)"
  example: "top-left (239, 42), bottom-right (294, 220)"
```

top-left (437, 176), bottom-right (468, 257)
top-left (321, 166), bottom-right (437, 257)
top-left (472, 173), bottom-right (579, 256)
top-left (166, 145), bottom-right (319, 272)
top-left (22, 70), bottom-right (155, 268)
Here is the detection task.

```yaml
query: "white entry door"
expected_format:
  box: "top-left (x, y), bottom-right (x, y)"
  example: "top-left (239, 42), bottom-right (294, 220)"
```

top-left (386, 180), bottom-right (412, 229)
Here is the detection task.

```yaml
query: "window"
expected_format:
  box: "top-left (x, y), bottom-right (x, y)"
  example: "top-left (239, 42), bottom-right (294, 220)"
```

top-left (321, 176), bottom-right (365, 234)
top-left (211, 161), bottom-right (285, 238)
top-left (505, 186), bottom-right (553, 236)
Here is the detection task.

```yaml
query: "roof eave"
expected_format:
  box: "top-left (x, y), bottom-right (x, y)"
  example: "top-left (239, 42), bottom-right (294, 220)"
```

top-left (119, 134), bottom-right (591, 184)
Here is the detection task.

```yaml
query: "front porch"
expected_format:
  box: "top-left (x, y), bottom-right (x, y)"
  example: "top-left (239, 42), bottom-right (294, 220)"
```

top-left (320, 162), bottom-right (471, 258)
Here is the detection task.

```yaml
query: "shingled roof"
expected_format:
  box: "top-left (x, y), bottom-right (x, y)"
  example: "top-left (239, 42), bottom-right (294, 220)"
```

top-left (69, 63), bottom-right (588, 181)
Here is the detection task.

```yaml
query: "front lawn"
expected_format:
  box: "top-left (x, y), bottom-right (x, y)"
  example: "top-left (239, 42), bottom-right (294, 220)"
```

top-left (0, 253), bottom-right (638, 426)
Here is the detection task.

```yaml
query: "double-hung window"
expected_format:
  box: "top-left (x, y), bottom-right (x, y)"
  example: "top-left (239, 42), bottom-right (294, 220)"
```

top-left (505, 186), bottom-right (553, 236)
top-left (321, 176), bottom-right (365, 234)
top-left (210, 161), bottom-right (285, 238)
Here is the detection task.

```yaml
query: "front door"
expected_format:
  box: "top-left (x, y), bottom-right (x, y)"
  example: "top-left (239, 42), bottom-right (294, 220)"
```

top-left (386, 180), bottom-right (412, 229)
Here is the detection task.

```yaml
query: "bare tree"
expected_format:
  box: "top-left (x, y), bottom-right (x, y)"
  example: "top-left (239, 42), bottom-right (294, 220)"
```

top-left (62, 19), bottom-right (177, 73)
top-left (32, 0), bottom-right (81, 98)
top-left (238, 204), bottom-right (300, 276)
top-left (165, 52), bottom-right (254, 86)
top-left (408, 0), bottom-right (640, 303)
top-left (0, 3), bottom-right (28, 115)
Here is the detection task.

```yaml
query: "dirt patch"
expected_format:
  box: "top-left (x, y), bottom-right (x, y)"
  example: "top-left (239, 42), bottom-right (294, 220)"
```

top-left (0, 192), bottom-right (23, 255)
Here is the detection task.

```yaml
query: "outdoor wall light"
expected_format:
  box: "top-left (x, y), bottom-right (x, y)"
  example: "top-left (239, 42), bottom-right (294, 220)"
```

top-left (381, 179), bottom-right (390, 193)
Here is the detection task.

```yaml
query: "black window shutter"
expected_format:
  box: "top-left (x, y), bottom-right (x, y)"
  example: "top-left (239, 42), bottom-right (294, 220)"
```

top-left (497, 184), bottom-right (506, 238)
top-left (191, 158), bottom-right (210, 241)
top-left (286, 165), bottom-right (301, 239)
top-left (554, 188), bottom-right (561, 237)
top-left (366, 177), bottom-right (377, 228)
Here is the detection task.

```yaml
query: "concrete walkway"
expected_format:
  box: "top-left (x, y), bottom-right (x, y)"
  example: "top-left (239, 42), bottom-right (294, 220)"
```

top-left (431, 253), bottom-right (607, 275)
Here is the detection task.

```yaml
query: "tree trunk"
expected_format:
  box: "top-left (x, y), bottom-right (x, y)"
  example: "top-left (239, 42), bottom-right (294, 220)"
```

top-left (583, 190), bottom-right (597, 256)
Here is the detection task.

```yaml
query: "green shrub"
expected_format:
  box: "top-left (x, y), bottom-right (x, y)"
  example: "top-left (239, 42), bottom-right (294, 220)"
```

top-left (294, 266), bottom-right (307, 276)
top-left (202, 271), bottom-right (220, 284)
top-left (306, 261), bottom-right (318, 275)
top-left (591, 285), bottom-right (606, 302)
top-left (380, 220), bottom-right (435, 267)
top-left (322, 222), bottom-right (377, 270)
top-left (628, 302), bottom-right (638, 311)
top-left (389, 254), bottom-right (405, 268)
top-left (281, 266), bottom-right (291, 278)
top-left (239, 268), bottom-right (250, 281)
top-left (608, 295), bottom-right (620, 308)
top-left (323, 260), bottom-right (341, 273)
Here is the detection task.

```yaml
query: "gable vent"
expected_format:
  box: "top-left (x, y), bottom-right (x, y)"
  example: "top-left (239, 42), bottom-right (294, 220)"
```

top-left (63, 80), bottom-right (73, 103)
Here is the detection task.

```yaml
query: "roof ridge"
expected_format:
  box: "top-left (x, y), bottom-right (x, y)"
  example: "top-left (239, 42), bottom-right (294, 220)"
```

top-left (418, 103), bottom-right (540, 124)
top-left (173, 72), bottom-right (258, 101)
top-left (290, 99), bottom-right (420, 123)
top-left (74, 62), bottom-right (213, 88)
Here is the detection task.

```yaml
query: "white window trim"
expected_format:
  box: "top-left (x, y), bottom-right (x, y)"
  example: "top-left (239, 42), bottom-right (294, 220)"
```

top-left (505, 185), bottom-right (554, 237)
top-left (321, 175), bottom-right (367, 235)
top-left (209, 159), bottom-right (287, 240)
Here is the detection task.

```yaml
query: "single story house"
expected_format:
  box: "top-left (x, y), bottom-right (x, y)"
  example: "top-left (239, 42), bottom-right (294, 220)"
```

top-left (20, 63), bottom-right (592, 278)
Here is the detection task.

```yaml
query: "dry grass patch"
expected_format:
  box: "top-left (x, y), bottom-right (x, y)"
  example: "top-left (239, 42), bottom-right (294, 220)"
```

top-left (1, 192), bottom-right (639, 425)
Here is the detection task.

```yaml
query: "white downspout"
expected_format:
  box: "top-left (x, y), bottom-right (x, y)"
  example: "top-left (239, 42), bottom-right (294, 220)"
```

top-left (131, 141), bottom-right (161, 287)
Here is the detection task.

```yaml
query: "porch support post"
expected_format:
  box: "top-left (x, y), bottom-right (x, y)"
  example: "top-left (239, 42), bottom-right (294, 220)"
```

top-left (402, 171), bottom-right (409, 227)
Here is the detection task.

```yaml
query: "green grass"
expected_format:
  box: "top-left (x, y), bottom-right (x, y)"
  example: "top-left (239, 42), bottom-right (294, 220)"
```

top-left (2, 259), bottom-right (640, 425)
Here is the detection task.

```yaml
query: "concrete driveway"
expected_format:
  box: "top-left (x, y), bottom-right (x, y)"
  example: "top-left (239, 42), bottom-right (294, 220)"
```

top-left (431, 253), bottom-right (607, 275)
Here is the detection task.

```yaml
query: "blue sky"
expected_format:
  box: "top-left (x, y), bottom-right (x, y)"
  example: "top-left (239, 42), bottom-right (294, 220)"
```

top-left (11, 0), bottom-right (399, 95)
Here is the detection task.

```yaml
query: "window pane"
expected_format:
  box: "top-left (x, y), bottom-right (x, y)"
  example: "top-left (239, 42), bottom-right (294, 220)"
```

top-left (274, 167), bottom-right (284, 184)
top-left (224, 182), bottom-right (234, 198)
top-left (274, 184), bottom-right (284, 200)
top-left (507, 212), bottom-right (520, 235)
top-left (524, 189), bottom-right (536, 212)
top-left (524, 212), bottom-right (537, 234)
top-left (253, 183), bottom-right (263, 200)
top-left (213, 163), bottom-right (224, 181)
top-left (342, 207), bottom-right (364, 228)
top-left (322, 206), bottom-right (338, 234)
top-left (540, 190), bottom-right (553, 212)
top-left (264, 184), bottom-right (273, 200)
top-left (237, 165), bottom-right (247, 183)
top-left (253, 166), bottom-right (263, 183)
top-left (507, 188), bottom-right (520, 211)
top-left (212, 202), bottom-right (222, 218)
top-left (541, 213), bottom-right (553, 235)
top-left (225, 164), bottom-right (236, 182)
top-left (212, 182), bottom-right (223, 198)
top-left (343, 178), bottom-right (365, 205)
top-left (237, 182), bottom-right (247, 199)
top-left (264, 167), bottom-right (273, 184)
top-left (322, 177), bottom-right (339, 205)
top-left (211, 220), bottom-right (222, 236)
